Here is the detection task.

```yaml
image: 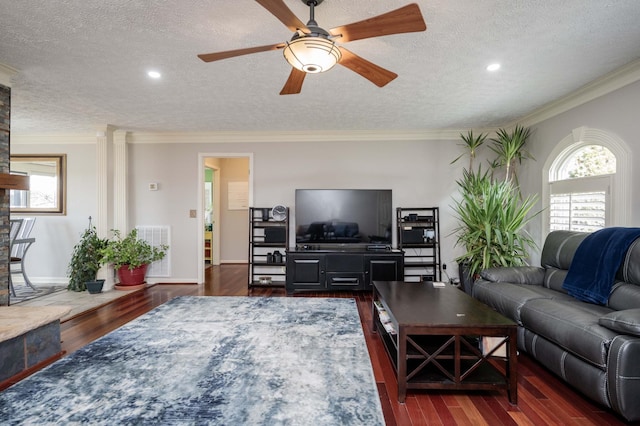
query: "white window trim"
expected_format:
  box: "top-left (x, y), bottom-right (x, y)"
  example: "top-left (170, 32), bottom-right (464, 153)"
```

top-left (542, 126), bottom-right (631, 236)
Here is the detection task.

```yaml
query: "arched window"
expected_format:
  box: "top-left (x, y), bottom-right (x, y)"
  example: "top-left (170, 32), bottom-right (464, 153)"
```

top-left (543, 127), bottom-right (630, 234)
top-left (549, 145), bottom-right (615, 231)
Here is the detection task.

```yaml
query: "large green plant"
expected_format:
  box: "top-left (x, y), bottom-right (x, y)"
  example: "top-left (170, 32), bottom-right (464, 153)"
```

top-left (451, 126), bottom-right (541, 282)
top-left (67, 219), bottom-right (107, 292)
top-left (452, 170), bottom-right (540, 279)
top-left (100, 228), bottom-right (167, 269)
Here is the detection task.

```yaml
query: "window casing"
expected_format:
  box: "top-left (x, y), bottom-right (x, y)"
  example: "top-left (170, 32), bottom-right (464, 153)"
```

top-left (10, 154), bottom-right (67, 215)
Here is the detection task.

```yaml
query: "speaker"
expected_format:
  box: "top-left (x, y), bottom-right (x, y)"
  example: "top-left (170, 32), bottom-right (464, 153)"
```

top-left (402, 228), bottom-right (425, 244)
top-left (265, 227), bottom-right (286, 243)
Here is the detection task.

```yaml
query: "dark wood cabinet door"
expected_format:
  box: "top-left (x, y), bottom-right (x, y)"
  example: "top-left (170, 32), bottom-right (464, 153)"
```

top-left (365, 256), bottom-right (404, 289)
top-left (286, 254), bottom-right (326, 292)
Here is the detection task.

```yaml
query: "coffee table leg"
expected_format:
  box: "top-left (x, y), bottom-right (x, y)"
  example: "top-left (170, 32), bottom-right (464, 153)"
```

top-left (507, 330), bottom-right (518, 404)
top-left (398, 328), bottom-right (407, 403)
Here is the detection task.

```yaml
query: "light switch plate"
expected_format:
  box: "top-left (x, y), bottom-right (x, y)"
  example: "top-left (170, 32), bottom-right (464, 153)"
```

top-left (189, 209), bottom-right (197, 218)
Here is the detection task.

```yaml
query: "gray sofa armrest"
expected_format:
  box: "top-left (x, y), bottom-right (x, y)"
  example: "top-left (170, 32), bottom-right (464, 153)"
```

top-left (479, 266), bottom-right (545, 285)
top-left (607, 335), bottom-right (640, 422)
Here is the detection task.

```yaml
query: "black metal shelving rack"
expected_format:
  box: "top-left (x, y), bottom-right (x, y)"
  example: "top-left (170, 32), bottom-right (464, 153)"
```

top-left (248, 207), bottom-right (289, 288)
top-left (396, 207), bottom-right (441, 282)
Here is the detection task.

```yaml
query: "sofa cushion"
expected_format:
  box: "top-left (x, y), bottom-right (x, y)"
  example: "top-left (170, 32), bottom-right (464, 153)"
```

top-left (599, 309), bottom-right (640, 337)
top-left (473, 282), bottom-right (562, 325)
top-left (608, 282), bottom-right (640, 310)
top-left (520, 298), bottom-right (617, 368)
top-left (521, 329), bottom-right (610, 410)
top-left (617, 237), bottom-right (640, 286)
top-left (543, 267), bottom-right (569, 293)
top-left (540, 230), bottom-right (589, 270)
top-left (480, 266), bottom-right (545, 284)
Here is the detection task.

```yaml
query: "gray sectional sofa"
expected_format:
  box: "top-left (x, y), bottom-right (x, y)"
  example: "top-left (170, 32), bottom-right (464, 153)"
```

top-left (473, 230), bottom-right (640, 422)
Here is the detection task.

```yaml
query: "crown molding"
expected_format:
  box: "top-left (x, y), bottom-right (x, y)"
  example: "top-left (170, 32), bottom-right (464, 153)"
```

top-left (127, 129), bottom-right (466, 144)
top-left (0, 63), bottom-right (18, 87)
top-left (510, 58), bottom-right (640, 128)
top-left (10, 133), bottom-right (97, 145)
top-left (11, 127), bottom-right (500, 145)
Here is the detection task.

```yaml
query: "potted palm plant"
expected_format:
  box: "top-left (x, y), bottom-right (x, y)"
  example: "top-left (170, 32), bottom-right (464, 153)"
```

top-left (452, 168), bottom-right (540, 293)
top-left (67, 217), bottom-right (108, 293)
top-left (100, 228), bottom-right (167, 287)
top-left (451, 127), bottom-right (541, 294)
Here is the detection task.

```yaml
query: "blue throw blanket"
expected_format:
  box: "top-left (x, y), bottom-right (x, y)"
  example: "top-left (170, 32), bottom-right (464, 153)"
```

top-left (562, 227), bottom-right (640, 305)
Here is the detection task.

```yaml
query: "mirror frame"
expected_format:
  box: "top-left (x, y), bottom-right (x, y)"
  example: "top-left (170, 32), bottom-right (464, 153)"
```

top-left (10, 154), bottom-right (67, 215)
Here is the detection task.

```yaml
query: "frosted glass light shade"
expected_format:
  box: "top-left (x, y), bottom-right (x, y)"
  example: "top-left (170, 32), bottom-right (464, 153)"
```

top-left (283, 37), bottom-right (341, 73)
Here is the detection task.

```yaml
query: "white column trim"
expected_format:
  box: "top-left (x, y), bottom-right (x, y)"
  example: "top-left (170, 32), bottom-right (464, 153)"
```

top-left (113, 130), bottom-right (129, 232)
top-left (95, 126), bottom-right (114, 290)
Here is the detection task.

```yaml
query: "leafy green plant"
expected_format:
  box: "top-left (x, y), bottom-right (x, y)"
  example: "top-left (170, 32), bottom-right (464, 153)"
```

top-left (67, 218), bottom-right (108, 292)
top-left (100, 228), bottom-right (167, 270)
top-left (451, 125), bottom-right (541, 288)
top-left (452, 171), bottom-right (540, 279)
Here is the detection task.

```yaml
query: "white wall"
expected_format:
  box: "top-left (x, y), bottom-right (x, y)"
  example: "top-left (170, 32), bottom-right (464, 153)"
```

top-left (11, 141), bottom-right (97, 283)
top-left (12, 136), bottom-right (465, 283)
top-left (520, 80), bottom-right (640, 264)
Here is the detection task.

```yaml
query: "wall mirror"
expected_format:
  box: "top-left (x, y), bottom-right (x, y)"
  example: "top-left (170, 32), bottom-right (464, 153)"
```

top-left (10, 154), bottom-right (67, 214)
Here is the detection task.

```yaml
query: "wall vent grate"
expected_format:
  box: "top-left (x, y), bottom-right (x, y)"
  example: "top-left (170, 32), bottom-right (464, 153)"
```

top-left (136, 226), bottom-right (171, 277)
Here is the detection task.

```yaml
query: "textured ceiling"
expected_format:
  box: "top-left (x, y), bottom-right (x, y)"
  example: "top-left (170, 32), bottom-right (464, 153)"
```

top-left (2, 0), bottom-right (640, 134)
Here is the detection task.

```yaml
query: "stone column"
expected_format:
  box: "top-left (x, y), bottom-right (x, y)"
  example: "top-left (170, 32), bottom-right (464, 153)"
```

top-left (0, 83), bottom-right (10, 306)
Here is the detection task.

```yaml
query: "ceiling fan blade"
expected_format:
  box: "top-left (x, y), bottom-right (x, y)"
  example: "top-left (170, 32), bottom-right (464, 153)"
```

top-left (255, 0), bottom-right (308, 32)
top-left (337, 47), bottom-right (397, 87)
top-left (197, 43), bottom-right (285, 62)
top-left (329, 3), bottom-right (426, 43)
top-left (280, 68), bottom-right (306, 95)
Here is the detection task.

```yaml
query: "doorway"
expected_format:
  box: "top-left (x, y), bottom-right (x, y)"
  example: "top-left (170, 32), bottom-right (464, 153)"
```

top-left (204, 166), bottom-right (216, 267)
top-left (197, 153), bottom-right (253, 284)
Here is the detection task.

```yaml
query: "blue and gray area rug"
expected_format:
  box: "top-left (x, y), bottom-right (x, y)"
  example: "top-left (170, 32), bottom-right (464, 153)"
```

top-left (0, 296), bottom-right (384, 425)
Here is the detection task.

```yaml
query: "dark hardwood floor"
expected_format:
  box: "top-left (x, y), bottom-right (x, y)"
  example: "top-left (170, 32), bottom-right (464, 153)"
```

top-left (29, 266), bottom-right (635, 424)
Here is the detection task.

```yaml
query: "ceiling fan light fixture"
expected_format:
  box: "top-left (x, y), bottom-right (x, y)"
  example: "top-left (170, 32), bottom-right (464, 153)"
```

top-left (283, 36), bottom-right (341, 73)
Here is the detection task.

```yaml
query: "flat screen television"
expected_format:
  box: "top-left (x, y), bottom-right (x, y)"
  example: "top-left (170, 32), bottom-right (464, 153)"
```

top-left (295, 189), bottom-right (392, 247)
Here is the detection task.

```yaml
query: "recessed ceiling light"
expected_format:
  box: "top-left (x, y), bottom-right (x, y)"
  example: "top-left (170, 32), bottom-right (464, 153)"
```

top-left (486, 63), bottom-right (501, 72)
top-left (147, 70), bottom-right (161, 79)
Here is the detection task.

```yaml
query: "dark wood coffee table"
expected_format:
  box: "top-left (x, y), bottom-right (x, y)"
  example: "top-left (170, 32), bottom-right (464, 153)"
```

top-left (372, 281), bottom-right (518, 404)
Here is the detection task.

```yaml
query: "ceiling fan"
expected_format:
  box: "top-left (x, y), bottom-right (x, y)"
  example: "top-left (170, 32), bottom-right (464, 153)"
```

top-left (197, 0), bottom-right (427, 95)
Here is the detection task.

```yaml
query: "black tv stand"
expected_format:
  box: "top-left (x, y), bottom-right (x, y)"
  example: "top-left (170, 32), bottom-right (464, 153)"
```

top-left (285, 247), bottom-right (404, 294)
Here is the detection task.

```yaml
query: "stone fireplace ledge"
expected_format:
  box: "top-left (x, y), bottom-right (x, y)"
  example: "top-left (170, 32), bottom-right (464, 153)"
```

top-left (0, 306), bottom-right (71, 342)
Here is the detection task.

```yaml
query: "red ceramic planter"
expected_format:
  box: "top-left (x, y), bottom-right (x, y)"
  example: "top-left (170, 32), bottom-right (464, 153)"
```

top-left (117, 264), bottom-right (148, 286)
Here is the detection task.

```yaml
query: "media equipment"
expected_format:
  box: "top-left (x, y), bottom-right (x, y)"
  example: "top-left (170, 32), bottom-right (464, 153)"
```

top-left (367, 244), bottom-right (391, 251)
top-left (295, 189), bottom-right (392, 247)
top-left (264, 227), bottom-right (286, 243)
top-left (401, 228), bottom-right (425, 244)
